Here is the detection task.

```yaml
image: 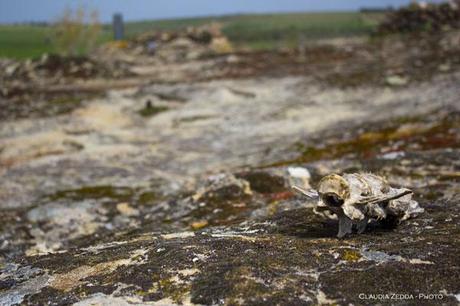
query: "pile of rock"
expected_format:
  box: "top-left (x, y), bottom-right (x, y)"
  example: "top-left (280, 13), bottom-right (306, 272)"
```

top-left (377, 1), bottom-right (460, 34)
top-left (130, 23), bottom-right (233, 62)
top-left (2, 53), bottom-right (131, 84)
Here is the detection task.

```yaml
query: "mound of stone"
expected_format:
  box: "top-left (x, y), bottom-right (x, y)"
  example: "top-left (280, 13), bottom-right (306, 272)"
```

top-left (129, 23), bottom-right (233, 62)
top-left (377, 1), bottom-right (460, 35)
top-left (2, 53), bottom-right (131, 84)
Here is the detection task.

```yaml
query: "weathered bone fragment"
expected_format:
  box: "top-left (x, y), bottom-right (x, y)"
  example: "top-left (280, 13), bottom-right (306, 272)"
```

top-left (293, 173), bottom-right (424, 238)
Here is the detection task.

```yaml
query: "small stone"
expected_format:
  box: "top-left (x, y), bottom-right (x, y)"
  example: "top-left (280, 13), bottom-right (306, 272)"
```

top-left (380, 151), bottom-right (405, 160)
top-left (438, 63), bottom-right (451, 72)
top-left (5, 64), bottom-right (18, 76)
top-left (226, 55), bottom-right (239, 64)
top-left (288, 166), bottom-right (311, 189)
top-left (116, 203), bottom-right (139, 217)
top-left (385, 75), bottom-right (408, 86)
top-left (191, 220), bottom-right (209, 230)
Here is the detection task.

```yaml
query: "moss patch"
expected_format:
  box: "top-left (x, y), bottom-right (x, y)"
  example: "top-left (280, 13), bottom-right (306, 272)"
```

top-left (270, 111), bottom-right (460, 167)
top-left (138, 105), bottom-right (168, 117)
top-left (342, 249), bottom-right (361, 262)
top-left (46, 185), bottom-right (136, 202)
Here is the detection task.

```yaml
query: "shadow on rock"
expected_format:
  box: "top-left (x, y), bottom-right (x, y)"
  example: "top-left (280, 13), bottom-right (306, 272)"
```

top-left (266, 208), bottom-right (338, 239)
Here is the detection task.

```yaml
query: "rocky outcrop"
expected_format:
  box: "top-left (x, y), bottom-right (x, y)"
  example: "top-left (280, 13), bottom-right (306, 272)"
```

top-left (1, 35), bottom-right (460, 305)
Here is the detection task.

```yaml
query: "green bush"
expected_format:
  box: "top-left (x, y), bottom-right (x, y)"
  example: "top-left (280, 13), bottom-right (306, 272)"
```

top-left (51, 7), bottom-right (102, 56)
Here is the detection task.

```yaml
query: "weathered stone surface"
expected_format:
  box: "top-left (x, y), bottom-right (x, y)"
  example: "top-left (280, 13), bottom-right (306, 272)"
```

top-left (1, 35), bottom-right (460, 305)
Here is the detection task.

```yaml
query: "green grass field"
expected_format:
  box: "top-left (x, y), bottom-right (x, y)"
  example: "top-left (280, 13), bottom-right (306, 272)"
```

top-left (0, 12), bottom-right (384, 59)
top-left (0, 25), bottom-right (54, 59)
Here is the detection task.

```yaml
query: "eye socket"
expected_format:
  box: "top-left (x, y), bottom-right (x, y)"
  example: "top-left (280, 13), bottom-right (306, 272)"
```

top-left (322, 193), bottom-right (344, 207)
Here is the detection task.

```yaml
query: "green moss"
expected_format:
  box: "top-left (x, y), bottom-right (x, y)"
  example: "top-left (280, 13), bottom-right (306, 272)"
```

top-left (49, 96), bottom-right (81, 105)
top-left (179, 115), bottom-right (214, 123)
top-left (342, 249), bottom-right (361, 262)
top-left (46, 185), bottom-right (135, 202)
top-left (0, 90), bottom-right (102, 120)
top-left (158, 278), bottom-right (191, 304)
top-left (19, 204), bottom-right (460, 305)
top-left (188, 183), bottom-right (255, 226)
top-left (269, 112), bottom-right (459, 167)
top-left (323, 66), bottom-right (382, 88)
top-left (138, 105), bottom-right (168, 117)
top-left (423, 189), bottom-right (445, 201)
top-left (137, 191), bottom-right (158, 205)
top-left (45, 96), bottom-right (83, 115)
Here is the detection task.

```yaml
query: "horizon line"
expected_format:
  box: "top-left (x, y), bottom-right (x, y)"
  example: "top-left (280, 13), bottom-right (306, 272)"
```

top-left (0, 8), bottom-right (393, 25)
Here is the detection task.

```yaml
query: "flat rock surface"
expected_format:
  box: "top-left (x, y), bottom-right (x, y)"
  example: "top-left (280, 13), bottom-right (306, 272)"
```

top-left (1, 37), bottom-right (460, 305)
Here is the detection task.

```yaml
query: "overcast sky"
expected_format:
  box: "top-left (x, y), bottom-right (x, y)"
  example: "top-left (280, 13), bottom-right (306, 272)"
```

top-left (0, 0), bottom-right (438, 24)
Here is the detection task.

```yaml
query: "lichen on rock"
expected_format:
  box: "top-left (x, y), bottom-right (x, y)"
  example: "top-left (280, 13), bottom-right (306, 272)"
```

top-left (1, 34), bottom-right (460, 305)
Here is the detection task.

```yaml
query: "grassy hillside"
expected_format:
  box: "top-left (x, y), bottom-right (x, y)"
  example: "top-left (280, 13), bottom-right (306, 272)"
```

top-left (0, 12), bottom-right (383, 59)
top-left (221, 12), bottom-right (382, 49)
top-left (0, 25), bottom-right (54, 59)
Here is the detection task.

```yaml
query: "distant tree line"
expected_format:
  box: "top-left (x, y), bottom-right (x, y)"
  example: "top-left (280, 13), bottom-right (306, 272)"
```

top-left (360, 6), bottom-right (394, 13)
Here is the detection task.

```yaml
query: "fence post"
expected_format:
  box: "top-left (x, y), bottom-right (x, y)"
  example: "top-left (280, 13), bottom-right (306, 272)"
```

top-left (113, 13), bottom-right (124, 40)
